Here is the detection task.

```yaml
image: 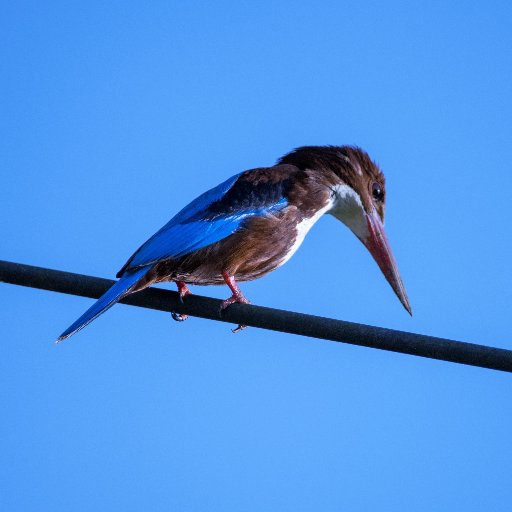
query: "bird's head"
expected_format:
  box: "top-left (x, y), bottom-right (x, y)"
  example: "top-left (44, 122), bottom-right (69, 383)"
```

top-left (279, 145), bottom-right (412, 315)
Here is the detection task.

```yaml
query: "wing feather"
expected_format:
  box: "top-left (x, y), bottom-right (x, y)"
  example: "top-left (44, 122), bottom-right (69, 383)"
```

top-left (118, 168), bottom-right (293, 276)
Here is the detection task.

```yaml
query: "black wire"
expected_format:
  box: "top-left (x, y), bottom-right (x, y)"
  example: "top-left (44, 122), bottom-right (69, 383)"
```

top-left (1, 259), bottom-right (511, 373)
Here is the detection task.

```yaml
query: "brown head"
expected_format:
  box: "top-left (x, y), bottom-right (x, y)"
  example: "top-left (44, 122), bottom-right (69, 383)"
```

top-left (279, 145), bottom-right (412, 315)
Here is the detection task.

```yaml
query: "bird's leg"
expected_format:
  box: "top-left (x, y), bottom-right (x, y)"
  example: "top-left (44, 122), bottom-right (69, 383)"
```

top-left (220, 273), bottom-right (250, 309)
top-left (177, 281), bottom-right (192, 303)
top-left (171, 281), bottom-right (192, 322)
top-left (220, 272), bottom-right (250, 332)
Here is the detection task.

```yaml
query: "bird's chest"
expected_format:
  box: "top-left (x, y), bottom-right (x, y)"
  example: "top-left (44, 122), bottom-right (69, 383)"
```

top-left (277, 201), bottom-right (333, 267)
top-left (230, 202), bottom-right (331, 280)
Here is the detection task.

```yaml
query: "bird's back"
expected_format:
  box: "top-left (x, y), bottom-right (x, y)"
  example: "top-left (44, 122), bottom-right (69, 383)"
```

top-left (118, 163), bottom-right (331, 286)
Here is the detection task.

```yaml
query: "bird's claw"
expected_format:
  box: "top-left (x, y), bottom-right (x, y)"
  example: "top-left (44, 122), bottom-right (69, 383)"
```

top-left (173, 282), bottom-right (192, 322)
top-left (219, 294), bottom-right (250, 312)
top-left (171, 311), bottom-right (188, 322)
top-left (219, 293), bottom-right (250, 333)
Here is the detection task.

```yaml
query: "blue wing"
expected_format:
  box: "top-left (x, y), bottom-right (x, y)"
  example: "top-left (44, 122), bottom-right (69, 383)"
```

top-left (119, 169), bottom-right (290, 275)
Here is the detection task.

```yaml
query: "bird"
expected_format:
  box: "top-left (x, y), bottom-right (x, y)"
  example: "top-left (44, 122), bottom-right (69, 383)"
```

top-left (57, 145), bottom-right (411, 342)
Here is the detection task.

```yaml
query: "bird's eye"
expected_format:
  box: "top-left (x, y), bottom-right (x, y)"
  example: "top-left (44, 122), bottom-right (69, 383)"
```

top-left (372, 182), bottom-right (384, 201)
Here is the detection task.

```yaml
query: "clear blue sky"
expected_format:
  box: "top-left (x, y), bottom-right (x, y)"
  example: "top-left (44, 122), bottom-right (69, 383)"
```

top-left (2, 1), bottom-right (511, 510)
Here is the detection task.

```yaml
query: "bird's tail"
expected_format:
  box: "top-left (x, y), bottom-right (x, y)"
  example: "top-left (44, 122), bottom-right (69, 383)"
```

top-left (56, 266), bottom-right (151, 343)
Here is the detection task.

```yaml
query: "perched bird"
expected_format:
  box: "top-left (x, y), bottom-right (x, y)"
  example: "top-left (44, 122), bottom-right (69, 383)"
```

top-left (57, 145), bottom-right (411, 342)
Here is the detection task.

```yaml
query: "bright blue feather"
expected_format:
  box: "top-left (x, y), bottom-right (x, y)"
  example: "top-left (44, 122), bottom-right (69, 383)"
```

top-left (56, 266), bottom-right (150, 342)
top-left (123, 174), bottom-right (288, 271)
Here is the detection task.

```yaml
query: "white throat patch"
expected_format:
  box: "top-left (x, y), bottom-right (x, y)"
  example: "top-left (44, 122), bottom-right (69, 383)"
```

top-left (328, 184), bottom-right (369, 240)
top-left (277, 184), bottom-right (369, 268)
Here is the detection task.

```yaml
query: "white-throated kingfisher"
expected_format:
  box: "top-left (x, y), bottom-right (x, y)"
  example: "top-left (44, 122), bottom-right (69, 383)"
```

top-left (58, 145), bottom-right (411, 341)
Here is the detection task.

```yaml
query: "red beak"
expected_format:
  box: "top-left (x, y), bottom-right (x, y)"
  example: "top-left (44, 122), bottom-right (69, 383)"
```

top-left (363, 209), bottom-right (412, 315)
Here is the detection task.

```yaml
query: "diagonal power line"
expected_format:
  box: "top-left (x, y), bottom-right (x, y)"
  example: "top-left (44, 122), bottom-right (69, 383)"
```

top-left (1, 259), bottom-right (511, 373)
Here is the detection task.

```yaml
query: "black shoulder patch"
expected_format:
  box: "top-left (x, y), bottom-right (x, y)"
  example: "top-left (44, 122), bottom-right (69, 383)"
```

top-left (202, 167), bottom-right (293, 217)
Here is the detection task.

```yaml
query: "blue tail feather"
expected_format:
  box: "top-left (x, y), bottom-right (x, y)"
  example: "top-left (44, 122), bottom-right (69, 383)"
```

top-left (56, 266), bottom-right (151, 343)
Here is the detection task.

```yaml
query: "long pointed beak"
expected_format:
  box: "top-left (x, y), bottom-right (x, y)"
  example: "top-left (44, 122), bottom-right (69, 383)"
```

top-left (362, 209), bottom-right (412, 315)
